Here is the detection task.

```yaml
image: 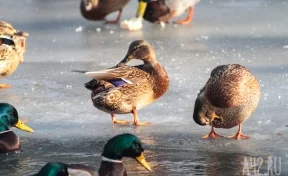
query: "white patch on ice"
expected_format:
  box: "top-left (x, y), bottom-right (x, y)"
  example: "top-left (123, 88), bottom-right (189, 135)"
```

top-left (75, 26), bottom-right (83, 32)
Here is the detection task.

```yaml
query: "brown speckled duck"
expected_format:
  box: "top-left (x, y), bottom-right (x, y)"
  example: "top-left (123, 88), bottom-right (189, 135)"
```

top-left (73, 40), bottom-right (169, 125)
top-left (193, 64), bottom-right (261, 140)
top-left (0, 21), bottom-right (28, 89)
top-left (80, 0), bottom-right (130, 24)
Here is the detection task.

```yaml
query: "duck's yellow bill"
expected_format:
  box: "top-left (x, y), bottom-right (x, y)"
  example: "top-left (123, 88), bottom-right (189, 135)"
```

top-left (136, 1), bottom-right (147, 18)
top-left (15, 119), bottom-right (34, 133)
top-left (135, 153), bottom-right (152, 172)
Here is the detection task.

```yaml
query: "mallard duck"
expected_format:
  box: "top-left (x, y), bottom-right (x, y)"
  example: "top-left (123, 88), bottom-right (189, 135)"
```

top-left (80, 0), bottom-right (130, 24)
top-left (34, 133), bottom-right (152, 176)
top-left (121, 0), bottom-right (200, 30)
top-left (73, 40), bottom-right (169, 125)
top-left (0, 103), bottom-right (34, 153)
top-left (0, 21), bottom-right (28, 89)
top-left (193, 64), bottom-right (261, 140)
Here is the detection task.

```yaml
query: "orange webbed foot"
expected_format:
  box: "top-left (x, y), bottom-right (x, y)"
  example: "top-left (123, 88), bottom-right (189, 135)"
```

top-left (0, 84), bottom-right (12, 89)
top-left (112, 119), bottom-right (130, 125)
top-left (111, 114), bottom-right (130, 125)
top-left (202, 131), bottom-right (223, 139)
top-left (227, 133), bottom-right (250, 140)
top-left (173, 19), bottom-right (191, 25)
top-left (133, 121), bottom-right (151, 126)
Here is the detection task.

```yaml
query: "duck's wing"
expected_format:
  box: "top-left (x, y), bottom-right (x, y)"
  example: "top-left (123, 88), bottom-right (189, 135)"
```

top-left (72, 66), bottom-right (149, 84)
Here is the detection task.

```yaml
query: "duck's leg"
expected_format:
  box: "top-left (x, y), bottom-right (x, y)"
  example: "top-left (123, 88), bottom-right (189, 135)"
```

top-left (105, 9), bottom-right (123, 24)
top-left (159, 10), bottom-right (177, 23)
top-left (174, 7), bottom-right (194, 25)
top-left (228, 124), bottom-right (250, 140)
top-left (202, 123), bottom-right (222, 139)
top-left (111, 113), bottom-right (130, 125)
top-left (0, 84), bottom-right (12, 89)
top-left (132, 108), bottom-right (151, 126)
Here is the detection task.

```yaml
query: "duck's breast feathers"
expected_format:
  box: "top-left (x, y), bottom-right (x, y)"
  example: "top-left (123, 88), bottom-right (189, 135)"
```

top-left (205, 64), bottom-right (260, 108)
top-left (0, 130), bottom-right (20, 154)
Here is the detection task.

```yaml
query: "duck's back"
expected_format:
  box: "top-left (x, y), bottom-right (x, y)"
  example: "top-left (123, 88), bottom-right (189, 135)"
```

top-left (0, 131), bottom-right (20, 154)
top-left (205, 64), bottom-right (260, 108)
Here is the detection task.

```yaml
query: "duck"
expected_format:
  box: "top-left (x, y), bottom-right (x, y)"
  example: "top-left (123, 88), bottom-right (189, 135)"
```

top-left (193, 64), bottom-right (261, 140)
top-left (121, 0), bottom-right (200, 31)
top-left (0, 20), bottom-right (28, 89)
top-left (0, 103), bottom-right (34, 153)
top-left (73, 40), bottom-right (169, 126)
top-left (34, 133), bottom-right (152, 176)
top-left (80, 0), bottom-right (130, 24)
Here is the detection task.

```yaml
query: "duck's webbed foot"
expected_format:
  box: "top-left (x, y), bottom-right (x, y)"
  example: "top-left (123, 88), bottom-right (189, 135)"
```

top-left (227, 133), bottom-right (250, 140)
top-left (202, 124), bottom-right (223, 139)
top-left (132, 108), bottom-right (151, 126)
top-left (111, 114), bottom-right (130, 125)
top-left (227, 124), bottom-right (250, 140)
top-left (202, 130), bottom-right (222, 139)
top-left (0, 84), bottom-right (12, 89)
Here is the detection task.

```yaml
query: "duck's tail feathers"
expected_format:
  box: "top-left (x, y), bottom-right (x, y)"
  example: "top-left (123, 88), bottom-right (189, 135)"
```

top-left (84, 79), bottom-right (99, 91)
top-left (71, 70), bottom-right (89, 73)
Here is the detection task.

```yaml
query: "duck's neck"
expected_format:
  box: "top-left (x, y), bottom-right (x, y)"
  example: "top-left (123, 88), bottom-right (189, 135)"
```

top-left (101, 156), bottom-right (122, 163)
top-left (98, 159), bottom-right (125, 176)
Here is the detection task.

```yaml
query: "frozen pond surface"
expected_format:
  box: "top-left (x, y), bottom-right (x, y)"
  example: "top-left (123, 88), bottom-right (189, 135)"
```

top-left (1, 0), bottom-right (288, 175)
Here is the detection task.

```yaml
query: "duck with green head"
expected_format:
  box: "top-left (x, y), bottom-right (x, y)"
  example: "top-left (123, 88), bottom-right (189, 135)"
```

top-left (73, 40), bottom-right (169, 126)
top-left (0, 103), bottom-right (34, 153)
top-left (34, 133), bottom-right (152, 176)
top-left (80, 0), bottom-right (130, 24)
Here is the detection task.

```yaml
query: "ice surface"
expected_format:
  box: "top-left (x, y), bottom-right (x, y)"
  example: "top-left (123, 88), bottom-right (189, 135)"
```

top-left (0, 0), bottom-right (288, 176)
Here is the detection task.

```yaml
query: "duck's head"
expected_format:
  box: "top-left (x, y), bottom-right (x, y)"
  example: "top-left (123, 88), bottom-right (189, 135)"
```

top-left (83, 0), bottom-right (99, 11)
top-left (102, 133), bottom-right (152, 172)
top-left (117, 40), bottom-right (157, 67)
top-left (193, 91), bottom-right (211, 126)
top-left (36, 162), bottom-right (69, 176)
top-left (36, 162), bottom-right (95, 176)
top-left (0, 21), bottom-right (28, 63)
top-left (0, 103), bottom-right (33, 133)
